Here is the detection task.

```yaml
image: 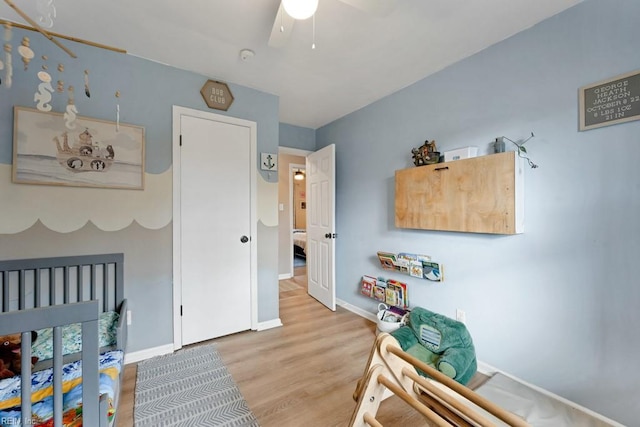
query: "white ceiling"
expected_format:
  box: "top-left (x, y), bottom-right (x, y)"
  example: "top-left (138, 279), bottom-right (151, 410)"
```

top-left (1, 0), bottom-right (583, 129)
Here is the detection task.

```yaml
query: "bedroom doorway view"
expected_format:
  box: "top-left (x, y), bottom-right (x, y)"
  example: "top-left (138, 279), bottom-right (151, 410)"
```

top-left (292, 164), bottom-right (307, 277)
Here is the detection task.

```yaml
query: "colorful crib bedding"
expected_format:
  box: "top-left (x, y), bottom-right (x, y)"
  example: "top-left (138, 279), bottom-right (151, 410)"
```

top-left (0, 350), bottom-right (123, 427)
top-left (32, 311), bottom-right (119, 361)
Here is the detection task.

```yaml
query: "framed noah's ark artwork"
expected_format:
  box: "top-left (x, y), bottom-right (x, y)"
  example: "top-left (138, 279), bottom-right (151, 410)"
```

top-left (12, 106), bottom-right (145, 189)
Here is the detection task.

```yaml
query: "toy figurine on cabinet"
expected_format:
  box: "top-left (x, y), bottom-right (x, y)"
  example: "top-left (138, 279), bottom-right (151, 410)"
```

top-left (411, 139), bottom-right (439, 166)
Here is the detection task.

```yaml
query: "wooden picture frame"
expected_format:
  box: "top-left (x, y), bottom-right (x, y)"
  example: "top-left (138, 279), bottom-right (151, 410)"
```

top-left (12, 106), bottom-right (145, 189)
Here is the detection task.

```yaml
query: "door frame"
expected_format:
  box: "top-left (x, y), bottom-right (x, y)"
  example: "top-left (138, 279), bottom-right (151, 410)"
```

top-left (172, 105), bottom-right (258, 350)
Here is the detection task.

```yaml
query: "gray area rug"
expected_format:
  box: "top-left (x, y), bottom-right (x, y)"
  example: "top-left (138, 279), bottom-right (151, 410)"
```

top-left (134, 343), bottom-right (260, 426)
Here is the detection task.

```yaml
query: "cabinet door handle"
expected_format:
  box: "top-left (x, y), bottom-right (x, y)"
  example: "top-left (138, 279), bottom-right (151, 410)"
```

top-left (434, 166), bottom-right (449, 171)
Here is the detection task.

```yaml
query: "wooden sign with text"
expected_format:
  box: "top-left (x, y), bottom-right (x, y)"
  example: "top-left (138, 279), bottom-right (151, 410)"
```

top-left (579, 69), bottom-right (640, 131)
top-left (200, 80), bottom-right (234, 111)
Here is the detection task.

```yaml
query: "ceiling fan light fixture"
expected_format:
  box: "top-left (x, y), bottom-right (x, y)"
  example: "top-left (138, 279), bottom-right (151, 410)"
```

top-left (294, 169), bottom-right (305, 180)
top-left (282, 0), bottom-right (318, 20)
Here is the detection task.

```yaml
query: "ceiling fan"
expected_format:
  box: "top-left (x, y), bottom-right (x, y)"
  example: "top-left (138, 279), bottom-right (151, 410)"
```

top-left (268, 0), bottom-right (398, 48)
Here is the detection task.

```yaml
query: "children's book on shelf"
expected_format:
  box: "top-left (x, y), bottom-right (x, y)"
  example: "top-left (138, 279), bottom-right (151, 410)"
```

top-left (385, 287), bottom-right (398, 306)
top-left (387, 279), bottom-right (408, 309)
top-left (422, 261), bottom-right (444, 281)
top-left (377, 251), bottom-right (397, 271)
top-left (409, 260), bottom-right (423, 278)
top-left (360, 275), bottom-right (376, 297)
top-left (373, 285), bottom-right (386, 302)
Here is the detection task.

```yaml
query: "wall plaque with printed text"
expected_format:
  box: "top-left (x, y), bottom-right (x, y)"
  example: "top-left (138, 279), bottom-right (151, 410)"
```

top-left (579, 69), bottom-right (640, 131)
top-left (200, 80), bottom-right (234, 111)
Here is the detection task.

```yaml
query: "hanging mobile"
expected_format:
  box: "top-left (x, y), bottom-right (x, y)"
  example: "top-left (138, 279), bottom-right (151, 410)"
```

top-left (115, 90), bottom-right (121, 131)
top-left (64, 85), bottom-right (78, 130)
top-left (34, 61), bottom-right (53, 112)
top-left (18, 36), bottom-right (34, 70)
top-left (84, 69), bottom-right (91, 97)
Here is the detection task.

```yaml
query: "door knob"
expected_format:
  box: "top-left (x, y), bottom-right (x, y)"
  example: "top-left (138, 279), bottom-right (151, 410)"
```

top-left (240, 235), bottom-right (249, 243)
top-left (325, 233), bottom-right (331, 238)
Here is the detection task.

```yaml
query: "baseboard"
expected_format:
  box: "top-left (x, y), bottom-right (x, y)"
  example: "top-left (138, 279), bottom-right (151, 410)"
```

top-left (279, 273), bottom-right (292, 280)
top-left (256, 318), bottom-right (283, 331)
top-left (124, 343), bottom-right (174, 364)
top-left (336, 298), bottom-right (378, 323)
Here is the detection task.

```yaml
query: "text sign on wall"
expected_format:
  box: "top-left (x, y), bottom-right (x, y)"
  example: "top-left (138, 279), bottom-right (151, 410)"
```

top-left (200, 80), bottom-right (234, 111)
top-left (579, 69), bottom-right (640, 131)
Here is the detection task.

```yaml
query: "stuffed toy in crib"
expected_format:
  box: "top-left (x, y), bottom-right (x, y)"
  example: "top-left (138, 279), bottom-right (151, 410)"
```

top-left (390, 306), bottom-right (477, 385)
top-left (0, 331), bottom-right (39, 379)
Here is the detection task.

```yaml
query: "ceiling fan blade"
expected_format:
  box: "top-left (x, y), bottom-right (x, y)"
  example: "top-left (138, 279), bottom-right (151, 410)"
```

top-left (268, 1), bottom-right (296, 48)
top-left (338, 0), bottom-right (398, 16)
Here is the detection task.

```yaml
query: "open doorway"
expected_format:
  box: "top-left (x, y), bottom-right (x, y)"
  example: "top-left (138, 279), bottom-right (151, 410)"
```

top-left (291, 164), bottom-right (307, 276)
top-left (277, 148), bottom-right (310, 281)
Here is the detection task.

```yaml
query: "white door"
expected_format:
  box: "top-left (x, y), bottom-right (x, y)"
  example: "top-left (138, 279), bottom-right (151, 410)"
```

top-left (173, 107), bottom-right (257, 347)
top-left (306, 144), bottom-right (336, 310)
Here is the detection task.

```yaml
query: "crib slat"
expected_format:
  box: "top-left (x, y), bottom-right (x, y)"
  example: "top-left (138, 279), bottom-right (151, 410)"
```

top-left (35, 268), bottom-right (42, 308)
top-left (2, 271), bottom-right (9, 312)
top-left (18, 270), bottom-right (25, 310)
top-left (63, 266), bottom-right (70, 304)
top-left (53, 325), bottom-right (63, 427)
top-left (115, 257), bottom-right (124, 311)
top-left (78, 264), bottom-right (84, 302)
top-left (49, 267), bottom-right (56, 306)
top-left (20, 333), bottom-right (33, 426)
top-left (103, 262), bottom-right (110, 312)
top-left (82, 317), bottom-right (100, 424)
top-left (91, 263), bottom-right (97, 301)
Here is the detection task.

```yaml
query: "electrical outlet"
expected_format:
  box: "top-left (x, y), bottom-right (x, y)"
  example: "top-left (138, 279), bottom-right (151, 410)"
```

top-left (127, 310), bottom-right (132, 325)
top-left (456, 309), bottom-right (466, 324)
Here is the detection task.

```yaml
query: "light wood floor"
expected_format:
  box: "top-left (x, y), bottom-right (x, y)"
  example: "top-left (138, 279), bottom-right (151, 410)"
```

top-left (116, 267), bottom-right (483, 426)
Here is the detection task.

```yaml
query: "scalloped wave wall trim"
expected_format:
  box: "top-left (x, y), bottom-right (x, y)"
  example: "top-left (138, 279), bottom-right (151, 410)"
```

top-left (0, 164), bottom-right (278, 234)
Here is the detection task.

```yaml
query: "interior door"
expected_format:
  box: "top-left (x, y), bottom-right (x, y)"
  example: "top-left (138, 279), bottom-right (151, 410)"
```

top-left (175, 108), bottom-right (255, 346)
top-left (306, 144), bottom-right (336, 310)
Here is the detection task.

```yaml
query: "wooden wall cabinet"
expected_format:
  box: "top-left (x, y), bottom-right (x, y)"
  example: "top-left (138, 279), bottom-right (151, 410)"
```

top-left (395, 151), bottom-right (524, 235)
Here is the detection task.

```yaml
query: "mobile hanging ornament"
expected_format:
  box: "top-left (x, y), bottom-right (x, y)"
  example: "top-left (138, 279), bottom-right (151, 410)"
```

top-left (115, 90), bottom-right (120, 131)
top-left (36, 0), bottom-right (57, 28)
top-left (84, 69), bottom-right (90, 97)
top-left (3, 23), bottom-right (12, 88)
top-left (56, 63), bottom-right (64, 92)
top-left (18, 36), bottom-right (34, 70)
top-left (64, 85), bottom-right (78, 130)
top-left (34, 67), bottom-right (53, 111)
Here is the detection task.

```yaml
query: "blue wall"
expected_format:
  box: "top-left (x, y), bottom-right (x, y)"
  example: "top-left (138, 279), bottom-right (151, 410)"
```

top-left (0, 27), bottom-right (280, 353)
top-left (317, 0), bottom-right (639, 423)
top-left (279, 123), bottom-right (316, 151)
